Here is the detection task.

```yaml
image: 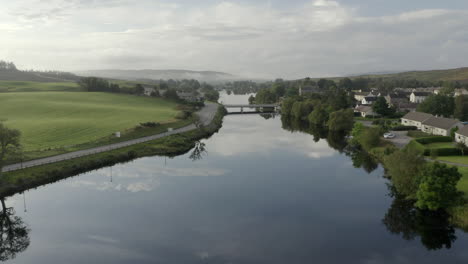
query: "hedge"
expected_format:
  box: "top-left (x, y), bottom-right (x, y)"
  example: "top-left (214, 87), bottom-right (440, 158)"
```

top-left (392, 125), bottom-right (417, 131)
top-left (416, 136), bottom-right (453, 144)
top-left (423, 148), bottom-right (462, 156)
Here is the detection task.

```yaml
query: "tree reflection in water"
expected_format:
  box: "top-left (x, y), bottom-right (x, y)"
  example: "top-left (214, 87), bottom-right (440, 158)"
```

top-left (189, 141), bottom-right (208, 162)
top-left (280, 116), bottom-right (457, 250)
top-left (383, 188), bottom-right (457, 250)
top-left (0, 197), bottom-right (30, 261)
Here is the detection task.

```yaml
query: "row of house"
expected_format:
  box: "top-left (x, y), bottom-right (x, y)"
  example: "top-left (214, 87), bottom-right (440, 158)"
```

top-left (401, 112), bottom-right (463, 136)
top-left (143, 86), bottom-right (203, 102)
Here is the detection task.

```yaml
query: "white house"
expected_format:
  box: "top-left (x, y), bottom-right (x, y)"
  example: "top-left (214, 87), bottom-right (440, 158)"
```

top-left (410, 92), bottom-right (431, 103)
top-left (455, 126), bottom-right (468, 146)
top-left (143, 86), bottom-right (155, 96)
top-left (361, 96), bottom-right (378, 105)
top-left (354, 105), bottom-right (378, 118)
top-left (421, 116), bottom-right (462, 136)
top-left (401, 112), bottom-right (433, 129)
top-left (354, 92), bottom-right (369, 102)
top-left (455, 89), bottom-right (468, 97)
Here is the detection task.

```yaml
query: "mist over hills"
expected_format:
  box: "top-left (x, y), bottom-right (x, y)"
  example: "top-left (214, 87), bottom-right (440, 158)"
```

top-left (75, 69), bottom-right (241, 83)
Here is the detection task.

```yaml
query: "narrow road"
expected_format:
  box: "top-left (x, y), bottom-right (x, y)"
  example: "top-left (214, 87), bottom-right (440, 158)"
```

top-left (2, 102), bottom-right (219, 173)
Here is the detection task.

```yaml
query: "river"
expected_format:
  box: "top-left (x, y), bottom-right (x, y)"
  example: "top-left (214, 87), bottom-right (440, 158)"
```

top-left (2, 92), bottom-right (468, 263)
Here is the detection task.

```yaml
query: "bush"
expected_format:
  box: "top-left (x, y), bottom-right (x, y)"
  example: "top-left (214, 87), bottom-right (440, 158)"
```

top-left (392, 125), bottom-right (417, 131)
top-left (416, 136), bottom-right (453, 144)
top-left (175, 111), bottom-right (191, 120)
top-left (407, 130), bottom-right (431, 138)
top-left (423, 148), bottom-right (462, 156)
top-left (139, 122), bottom-right (161, 128)
top-left (404, 140), bottom-right (426, 155)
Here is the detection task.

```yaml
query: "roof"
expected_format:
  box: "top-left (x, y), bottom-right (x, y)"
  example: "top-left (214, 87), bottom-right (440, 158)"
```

top-left (402, 112), bottom-right (433, 122)
top-left (457, 126), bottom-right (468, 137)
top-left (422, 116), bottom-right (460, 130)
top-left (363, 96), bottom-right (378, 101)
top-left (355, 105), bottom-right (373, 113)
top-left (387, 93), bottom-right (408, 99)
top-left (354, 92), bottom-right (368, 96)
top-left (412, 92), bottom-right (431, 97)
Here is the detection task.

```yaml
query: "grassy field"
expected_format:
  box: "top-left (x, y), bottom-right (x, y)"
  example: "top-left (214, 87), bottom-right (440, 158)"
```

top-left (0, 92), bottom-right (180, 152)
top-left (0, 81), bottom-right (81, 92)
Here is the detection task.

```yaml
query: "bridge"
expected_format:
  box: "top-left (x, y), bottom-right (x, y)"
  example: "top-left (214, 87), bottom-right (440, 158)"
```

top-left (223, 104), bottom-right (280, 113)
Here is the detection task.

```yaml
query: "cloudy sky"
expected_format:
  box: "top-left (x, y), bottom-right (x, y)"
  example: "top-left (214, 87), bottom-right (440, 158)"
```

top-left (1, 0), bottom-right (468, 79)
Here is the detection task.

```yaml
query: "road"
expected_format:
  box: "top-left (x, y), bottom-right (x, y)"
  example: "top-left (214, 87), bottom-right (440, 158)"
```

top-left (2, 102), bottom-right (219, 173)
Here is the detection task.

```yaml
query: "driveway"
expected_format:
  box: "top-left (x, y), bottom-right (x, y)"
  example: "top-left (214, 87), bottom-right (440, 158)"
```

top-left (384, 131), bottom-right (412, 149)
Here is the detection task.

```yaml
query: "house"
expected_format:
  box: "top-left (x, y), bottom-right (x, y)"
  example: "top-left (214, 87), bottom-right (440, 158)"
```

top-left (361, 96), bottom-right (378, 105)
top-left (354, 105), bottom-right (378, 118)
top-left (354, 92), bottom-right (369, 102)
top-left (143, 86), bottom-right (155, 96)
top-left (410, 92), bottom-right (431, 103)
top-left (421, 116), bottom-right (462, 136)
top-left (401, 112), bottom-right (433, 129)
top-left (455, 126), bottom-right (468, 146)
top-left (385, 93), bottom-right (409, 109)
top-left (455, 89), bottom-right (468, 97)
top-left (299, 85), bottom-right (320, 96)
top-left (177, 91), bottom-right (203, 102)
top-left (395, 102), bottom-right (418, 112)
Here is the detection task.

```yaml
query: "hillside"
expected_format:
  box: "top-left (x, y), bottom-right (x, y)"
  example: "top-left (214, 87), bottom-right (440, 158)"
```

top-left (352, 67), bottom-right (468, 82)
top-left (76, 69), bottom-right (238, 83)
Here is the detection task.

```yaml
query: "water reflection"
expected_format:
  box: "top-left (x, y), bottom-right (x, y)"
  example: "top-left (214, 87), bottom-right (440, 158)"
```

top-left (189, 141), bottom-right (207, 162)
top-left (383, 189), bottom-right (457, 250)
top-left (0, 197), bottom-right (30, 262)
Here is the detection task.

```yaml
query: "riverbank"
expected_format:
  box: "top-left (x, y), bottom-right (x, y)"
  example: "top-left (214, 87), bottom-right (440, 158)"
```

top-left (0, 105), bottom-right (227, 197)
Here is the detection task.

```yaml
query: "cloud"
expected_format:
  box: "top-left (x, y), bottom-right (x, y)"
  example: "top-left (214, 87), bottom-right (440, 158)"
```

top-left (0, 0), bottom-right (467, 78)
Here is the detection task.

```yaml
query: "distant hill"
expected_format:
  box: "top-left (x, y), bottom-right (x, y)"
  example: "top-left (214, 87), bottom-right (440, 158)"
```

top-left (76, 69), bottom-right (239, 83)
top-left (350, 67), bottom-right (468, 82)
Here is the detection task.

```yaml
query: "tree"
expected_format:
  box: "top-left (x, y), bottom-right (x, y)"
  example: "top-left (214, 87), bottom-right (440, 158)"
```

top-left (248, 95), bottom-right (255, 104)
top-left (359, 127), bottom-right (381, 150)
top-left (384, 149), bottom-right (426, 198)
top-left (372, 96), bottom-right (395, 117)
top-left (189, 141), bottom-right (207, 161)
top-left (281, 98), bottom-right (295, 116)
top-left (0, 198), bottom-right (30, 261)
top-left (308, 104), bottom-right (329, 126)
top-left (417, 94), bottom-right (455, 117)
top-left (150, 89), bottom-right (161, 97)
top-left (338, 78), bottom-right (353, 92)
top-left (0, 123), bottom-right (21, 176)
top-left (416, 162), bottom-right (462, 211)
top-left (135, 84), bottom-right (145, 95)
top-left (255, 89), bottom-right (277, 104)
top-left (327, 109), bottom-right (354, 132)
top-left (454, 95), bottom-right (468, 121)
top-left (163, 88), bottom-right (179, 101)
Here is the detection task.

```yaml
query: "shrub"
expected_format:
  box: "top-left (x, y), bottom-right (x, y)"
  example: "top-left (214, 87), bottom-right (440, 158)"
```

top-left (392, 125), bottom-right (417, 131)
top-left (139, 122), bottom-right (161, 128)
top-left (404, 140), bottom-right (426, 155)
top-left (416, 136), bottom-right (453, 144)
top-left (423, 148), bottom-right (462, 156)
top-left (407, 131), bottom-right (431, 138)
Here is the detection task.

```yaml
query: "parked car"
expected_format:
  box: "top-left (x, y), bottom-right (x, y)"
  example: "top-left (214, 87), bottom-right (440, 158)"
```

top-left (383, 132), bottom-right (396, 139)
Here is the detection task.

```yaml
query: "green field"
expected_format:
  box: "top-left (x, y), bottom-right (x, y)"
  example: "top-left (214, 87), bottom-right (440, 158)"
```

top-left (0, 92), bottom-right (180, 151)
top-left (0, 81), bottom-right (81, 92)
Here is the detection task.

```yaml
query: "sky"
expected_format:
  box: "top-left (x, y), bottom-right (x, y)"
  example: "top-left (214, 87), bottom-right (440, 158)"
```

top-left (1, 0), bottom-right (468, 79)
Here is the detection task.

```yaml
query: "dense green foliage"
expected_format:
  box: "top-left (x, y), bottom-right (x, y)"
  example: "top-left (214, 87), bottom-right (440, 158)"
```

top-left (454, 95), bottom-right (468, 121)
top-left (416, 163), bottom-right (462, 211)
top-left (327, 109), bottom-right (354, 132)
top-left (358, 127), bottom-right (382, 150)
top-left (372, 96), bottom-right (396, 117)
top-left (0, 123), bottom-right (21, 175)
top-left (417, 94), bottom-right (455, 117)
top-left (308, 105), bottom-right (329, 126)
top-left (384, 149), bottom-right (426, 198)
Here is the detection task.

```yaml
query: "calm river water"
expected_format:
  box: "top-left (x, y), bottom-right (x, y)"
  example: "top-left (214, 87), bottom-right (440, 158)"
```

top-left (2, 93), bottom-right (468, 263)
